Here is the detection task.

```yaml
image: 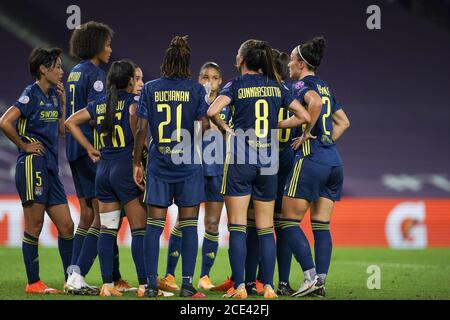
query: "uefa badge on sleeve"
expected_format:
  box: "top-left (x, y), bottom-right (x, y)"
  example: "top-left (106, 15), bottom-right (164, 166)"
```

top-left (19, 95), bottom-right (30, 104)
top-left (94, 80), bottom-right (104, 92)
top-left (295, 81), bottom-right (305, 90)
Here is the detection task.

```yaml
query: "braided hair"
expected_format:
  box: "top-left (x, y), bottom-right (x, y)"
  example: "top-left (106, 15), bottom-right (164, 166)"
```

top-left (161, 35), bottom-right (191, 79)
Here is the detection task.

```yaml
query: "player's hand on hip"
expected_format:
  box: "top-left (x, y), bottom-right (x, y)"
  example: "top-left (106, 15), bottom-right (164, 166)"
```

top-left (23, 141), bottom-right (45, 156)
top-left (133, 164), bottom-right (145, 191)
top-left (88, 147), bottom-right (101, 163)
top-left (291, 132), bottom-right (316, 151)
top-left (220, 124), bottom-right (235, 139)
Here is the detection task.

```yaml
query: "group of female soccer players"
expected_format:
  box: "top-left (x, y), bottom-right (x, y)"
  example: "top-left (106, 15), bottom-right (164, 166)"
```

top-left (0, 20), bottom-right (350, 299)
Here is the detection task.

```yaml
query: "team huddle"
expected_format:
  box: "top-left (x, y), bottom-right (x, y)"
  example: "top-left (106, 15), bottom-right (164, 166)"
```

top-left (0, 21), bottom-right (350, 299)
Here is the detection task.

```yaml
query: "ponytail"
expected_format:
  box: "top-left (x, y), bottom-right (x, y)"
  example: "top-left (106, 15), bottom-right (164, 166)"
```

top-left (238, 39), bottom-right (281, 85)
top-left (103, 84), bottom-right (118, 135)
top-left (103, 60), bottom-right (136, 138)
top-left (262, 45), bottom-right (282, 85)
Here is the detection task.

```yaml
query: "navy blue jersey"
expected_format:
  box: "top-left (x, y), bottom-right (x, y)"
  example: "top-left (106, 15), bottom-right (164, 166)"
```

top-left (86, 91), bottom-right (137, 160)
top-left (203, 105), bottom-right (231, 176)
top-left (65, 60), bottom-right (106, 162)
top-left (220, 74), bottom-right (295, 166)
top-left (278, 81), bottom-right (298, 151)
top-left (136, 77), bottom-right (208, 183)
top-left (292, 75), bottom-right (343, 166)
top-left (14, 83), bottom-right (61, 172)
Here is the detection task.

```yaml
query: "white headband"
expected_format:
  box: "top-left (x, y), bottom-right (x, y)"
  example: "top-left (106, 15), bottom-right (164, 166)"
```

top-left (297, 45), bottom-right (315, 69)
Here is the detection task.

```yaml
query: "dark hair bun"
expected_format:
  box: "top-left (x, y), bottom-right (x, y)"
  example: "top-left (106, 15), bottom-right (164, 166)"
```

top-left (299, 36), bottom-right (326, 69)
top-left (311, 36), bottom-right (326, 58)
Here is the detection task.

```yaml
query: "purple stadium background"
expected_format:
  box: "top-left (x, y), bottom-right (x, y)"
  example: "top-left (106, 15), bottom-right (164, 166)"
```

top-left (1, 0), bottom-right (449, 199)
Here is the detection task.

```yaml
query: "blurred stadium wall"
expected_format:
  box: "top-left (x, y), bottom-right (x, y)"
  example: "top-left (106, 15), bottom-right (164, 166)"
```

top-left (0, 0), bottom-right (449, 248)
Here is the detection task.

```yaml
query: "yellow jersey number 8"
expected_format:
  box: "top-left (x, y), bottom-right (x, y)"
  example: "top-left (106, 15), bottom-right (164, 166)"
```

top-left (255, 99), bottom-right (269, 138)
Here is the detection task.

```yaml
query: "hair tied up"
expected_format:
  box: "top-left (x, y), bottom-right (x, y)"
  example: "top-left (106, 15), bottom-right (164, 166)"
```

top-left (170, 35), bottom-right (189, 48)
top-left (256, 40), bottom-right (268, 50)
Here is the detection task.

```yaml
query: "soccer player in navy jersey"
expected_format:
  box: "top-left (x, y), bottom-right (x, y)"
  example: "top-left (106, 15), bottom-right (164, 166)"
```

top-left (244, 49), bottom-right (297, 296)
top-left (197, 62), bottom-right (231, 290)
top-left (281, 36), bottom-right (350, 297)
top-left (108, 64), bottom-right (146, 294)
top-left (64, 21), bottom-right (117, 294)
top-left (0, 48), bottom-right (74, 294)
top-left (65, 60), bottom-right (153, 298)
top-left (160, 62), bottom-right (231, 292)
top-left (207, 39), bottom-right (311, 299)
top-left (133, 36), bottom-right (209, 298)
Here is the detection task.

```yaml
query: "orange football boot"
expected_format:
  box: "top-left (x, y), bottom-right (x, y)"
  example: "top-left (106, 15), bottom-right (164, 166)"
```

top-left (211, 276), bottom-right (234, 292)
top-left (157, 274), bottom-right (179, 292)
top-left (25, 281), bottom-right (60, 294)
top-left (222, 284), bottom-right (247, 299)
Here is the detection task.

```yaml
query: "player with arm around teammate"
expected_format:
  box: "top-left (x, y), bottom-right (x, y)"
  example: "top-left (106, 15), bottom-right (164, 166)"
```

top-left (207, 39), bottom-right (311, 299)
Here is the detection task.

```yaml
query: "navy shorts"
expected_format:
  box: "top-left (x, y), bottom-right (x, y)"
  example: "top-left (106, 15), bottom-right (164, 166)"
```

top-left (69, 154), bottom-right (97, 199)
top-left (222, 163), bottom-right (277, 201)
top-left (95, 153), bottom-right (142, 206)
top-left (15, 154), bottom-right (67, 206)
top-left (284, 156), bottom-right (343, 202)
top-left (144, 169), bottom-right (205, 208)
top-left (204, 175), bottom-right (224, 202)
top-left (275, 147), bottom-right (295, 213)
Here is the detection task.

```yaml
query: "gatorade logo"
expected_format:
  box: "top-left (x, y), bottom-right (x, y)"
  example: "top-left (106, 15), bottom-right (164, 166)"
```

top-left (385, 202), bottom-right (427, 249)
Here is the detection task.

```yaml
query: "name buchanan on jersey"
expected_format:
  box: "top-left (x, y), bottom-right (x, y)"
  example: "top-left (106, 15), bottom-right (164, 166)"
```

top-left (237, 86), bottom-right (281, 99)
top-left (154, 90), bottom-right (190, 102)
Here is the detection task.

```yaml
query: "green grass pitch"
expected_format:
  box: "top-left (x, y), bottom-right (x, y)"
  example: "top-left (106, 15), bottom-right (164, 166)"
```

top-left (0, 247), bottom-right (449, 300)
